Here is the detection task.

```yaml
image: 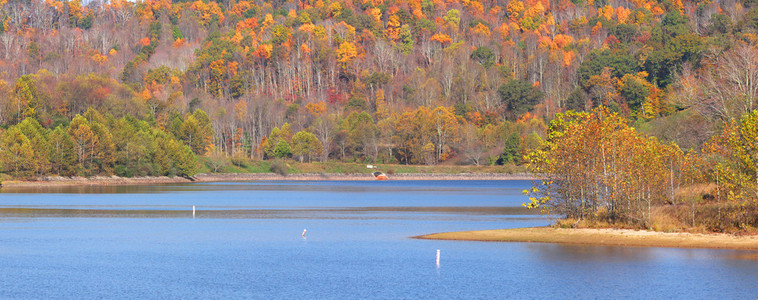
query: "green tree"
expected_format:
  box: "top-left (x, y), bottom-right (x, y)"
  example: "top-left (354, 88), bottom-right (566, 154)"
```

top-left (747, 7), bottom-right (758, 30)
top-left (171, 141), bottom-right (199, 177)
top-left (16, 118), bottom-right (51, 175)
top-left (577, 49), bottom-right (637, 88)
top-left (154, 133), bottom-right (199, 178)
top-left (0, 127), bottom-right (35, 177)
top-left (500, 133), bottom-right (521, 164)
top-left (13, 75), bottom-right (40, 121)
top-left (273, 139), bottom-right (292, 158)
top-left (264, 127), bottom-right (282, 158)
top-left (66, 112), bottom-right (114, 175)
top-left (645, 34), bottom-right (704, 86)
top-left (90, 122), bottom-right (116, 173)
top-left (611, 24), bottom-right (639, 44)
top-left (111, 117), bottom-right (152, 177)
top-left (707, 14), bottom-right (732, 34)
top-left (153, 133), bottom-right (176, 175)
top-left (498, 79), bottom-right (544, 119)
top-left (344, 111), bottom-right (377, 160)
top-left (181, 109), bottom-right (215, 155)
top-left (279, 123), bottom-right (294, 141)
top-left (181, 115), bottom-right (203, 154)
top-left (620, 76), bottom-right (650, 111)
top-left (263, 123), bottom-right (294, 159)
top-left (656, 10), bottom-right (689, 43)
top-left (471, 47), bottom-right (495, 69)
top-left (565, 88), bottom-right (590, 112)
top-left (167, 111), bottom-right (185, 138)
top-left (68, 114), bottom-right (98, 174)
top-left (49, 126), bottom-right (77, 176)
top-left (397, 25), bottom-right (414, 54)
top-left (27, 41), bottom-right (41, 67)
top-left (291, 131), bottom-right (323, 162)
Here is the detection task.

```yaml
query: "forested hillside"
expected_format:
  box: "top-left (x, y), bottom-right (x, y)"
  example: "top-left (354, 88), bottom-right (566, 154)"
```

top-left (0, 0), bottom-right (757, 230)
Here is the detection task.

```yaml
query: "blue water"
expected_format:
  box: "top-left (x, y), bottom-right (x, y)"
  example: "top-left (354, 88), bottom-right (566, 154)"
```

top-left (1, 180), bottom-right (756, 299)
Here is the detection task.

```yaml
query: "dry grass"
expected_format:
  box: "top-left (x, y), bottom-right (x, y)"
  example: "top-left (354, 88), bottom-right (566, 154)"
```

top-left (554, 218), bottom-right (638, 230)
top-left (546, 182), bottom-right (756, 235)
top-left (674, 183), bottom-right (717, 199)
top-left (415, 227), bottom-right (758, 250)
top-left (649, 209), bottom-right (689, 233)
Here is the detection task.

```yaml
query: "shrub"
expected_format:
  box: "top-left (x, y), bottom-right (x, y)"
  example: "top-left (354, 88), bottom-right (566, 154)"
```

top-left (269, 159), bottom-right (289, 176)
top-left (231, 157), bottom-right (250, 168)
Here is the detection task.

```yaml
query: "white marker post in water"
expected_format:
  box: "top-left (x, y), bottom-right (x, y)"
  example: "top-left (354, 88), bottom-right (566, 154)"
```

top-left (436, 249), bottom-right (440, 266)
top-left (193, 205), bottom-right (196, 218)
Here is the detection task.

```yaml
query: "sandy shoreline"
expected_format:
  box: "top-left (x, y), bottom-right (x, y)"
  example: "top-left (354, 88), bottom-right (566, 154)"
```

top-left (415, 227), bottom-right (758, 251)
top-left (0, 173), bottom-right (536, 188)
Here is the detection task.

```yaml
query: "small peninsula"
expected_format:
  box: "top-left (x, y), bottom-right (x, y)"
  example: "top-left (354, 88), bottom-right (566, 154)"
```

top-left (416, 227), bottom-right (758, 251)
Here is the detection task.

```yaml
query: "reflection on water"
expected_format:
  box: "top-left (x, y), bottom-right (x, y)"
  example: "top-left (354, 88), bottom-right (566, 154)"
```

top-left (1, 180), bottom-right (757, 298)
top-left (0, 180), bottom-right (536, 210)
top-left (528, 242), bottom-right (660, 263)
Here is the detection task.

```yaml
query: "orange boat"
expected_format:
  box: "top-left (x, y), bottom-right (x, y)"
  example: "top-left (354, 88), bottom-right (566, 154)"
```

top-left (372, 171), bottom-right (389, 180)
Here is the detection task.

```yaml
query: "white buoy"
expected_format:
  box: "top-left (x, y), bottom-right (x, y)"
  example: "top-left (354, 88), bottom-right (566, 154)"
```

top-left (436, 249), bottom-right (440, 266)
top-left (302, 229), bottom-right (307, 237)
top-left (192, 205), bottom-right (196, 218)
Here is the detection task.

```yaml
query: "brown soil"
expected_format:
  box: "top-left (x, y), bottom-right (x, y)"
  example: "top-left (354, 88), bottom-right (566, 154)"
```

top-left (415, 227), bottom-right (758, 250)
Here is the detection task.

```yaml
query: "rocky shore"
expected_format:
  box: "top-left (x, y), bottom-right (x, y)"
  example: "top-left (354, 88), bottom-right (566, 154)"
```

top-left (0, 172), bottom-right (536, 188)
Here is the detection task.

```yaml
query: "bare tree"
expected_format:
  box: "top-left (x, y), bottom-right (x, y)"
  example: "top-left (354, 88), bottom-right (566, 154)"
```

top-left (701, 44), bottom-right (758, 120)
top-left (1, 33), bottom-right (15, 60)
top-left (459, 123), bottom-right (484, 165)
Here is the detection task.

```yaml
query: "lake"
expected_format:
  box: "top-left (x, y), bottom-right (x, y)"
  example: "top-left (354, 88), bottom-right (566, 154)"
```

top-left (1, 180), bottom-right (756, 299)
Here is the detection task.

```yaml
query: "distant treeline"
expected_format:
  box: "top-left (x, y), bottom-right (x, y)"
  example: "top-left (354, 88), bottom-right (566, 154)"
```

top-left (2, 0), bottom-right (757, 167)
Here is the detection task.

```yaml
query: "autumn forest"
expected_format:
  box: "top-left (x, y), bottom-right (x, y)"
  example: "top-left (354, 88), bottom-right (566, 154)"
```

top-left (0, 0), bottom-right (757, 231)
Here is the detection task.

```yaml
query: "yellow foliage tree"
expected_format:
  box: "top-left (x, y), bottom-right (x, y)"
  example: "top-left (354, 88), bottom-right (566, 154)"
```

top-left (526, 107), bottom-right (684, 225)
top-left (385, 14), bottom-right (401, 41)
top-left (337, 41), bottom-right (357, 66)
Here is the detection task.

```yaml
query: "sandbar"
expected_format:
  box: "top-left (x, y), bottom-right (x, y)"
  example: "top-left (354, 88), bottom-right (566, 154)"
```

top-left (415, 227), bottom-right (758, 250)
